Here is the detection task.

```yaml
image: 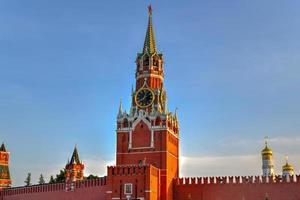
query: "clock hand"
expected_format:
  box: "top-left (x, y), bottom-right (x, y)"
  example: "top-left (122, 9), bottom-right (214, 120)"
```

top-left (138, 93), bottom-right (147, 102)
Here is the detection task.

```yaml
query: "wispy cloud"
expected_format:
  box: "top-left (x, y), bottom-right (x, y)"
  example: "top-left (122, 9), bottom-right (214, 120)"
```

top-left (218, 136), bottom-right (300, 155)
top-left (180, 154), bottom-right (261, 177)
top-left (269, 136), bottom-right (300, 147)
top-left (83, 155), bottom-right (114, 177)
top-left (180, 136), bottom-right (300, 178)
top-left (180, 153), bottom-right (300, 178)
top-left (219, 136), bottom-right (300, 147)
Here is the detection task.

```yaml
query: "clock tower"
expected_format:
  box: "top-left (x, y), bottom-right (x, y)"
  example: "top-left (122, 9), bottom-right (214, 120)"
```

top-left (116, 6), bottom-right (179, 200)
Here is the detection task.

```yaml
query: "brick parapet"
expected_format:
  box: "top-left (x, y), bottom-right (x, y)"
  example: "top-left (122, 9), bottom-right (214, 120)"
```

top-left (107, 164), bottom-right (158, 177)
top-left (174, 175), bottom-right (300, 185)
top-left (0, 177), bottom-right (107, 197)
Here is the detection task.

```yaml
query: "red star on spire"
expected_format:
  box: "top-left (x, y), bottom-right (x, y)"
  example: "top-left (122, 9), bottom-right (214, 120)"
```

top-left (148, 4), bottom-right (152, 15)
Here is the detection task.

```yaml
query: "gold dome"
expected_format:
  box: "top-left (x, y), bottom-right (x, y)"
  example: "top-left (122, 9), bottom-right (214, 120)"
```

top-left (282, 162), bottom-right (293, 171)
top-left (261, 145), bottom-right (272, 155)
top-left (282, 156), bottom-right (294, 172)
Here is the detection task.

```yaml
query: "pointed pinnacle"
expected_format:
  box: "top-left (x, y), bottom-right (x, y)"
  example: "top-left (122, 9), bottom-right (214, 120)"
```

top-left (174, 108), bottom-right (178, 119)
top-left (118, 99), bottom-right (123, 117)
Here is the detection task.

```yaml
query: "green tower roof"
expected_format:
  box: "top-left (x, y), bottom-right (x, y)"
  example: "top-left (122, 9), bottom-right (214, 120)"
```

top-left (143, 5), bottom-right (157, 55)
top-left (0, 143), bottom-right (7, 152)
top-left (69, 146), bottom-right (81, 165)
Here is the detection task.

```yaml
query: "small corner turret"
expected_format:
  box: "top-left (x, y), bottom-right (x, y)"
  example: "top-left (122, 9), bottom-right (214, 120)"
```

top-left (65, 146), bottom-right (84, 182)
top-left (0, 142), bottom-right (12, 189)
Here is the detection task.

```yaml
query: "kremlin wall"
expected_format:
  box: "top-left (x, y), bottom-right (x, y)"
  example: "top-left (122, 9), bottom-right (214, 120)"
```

top-left (1, 6), bottom-right (300, 200)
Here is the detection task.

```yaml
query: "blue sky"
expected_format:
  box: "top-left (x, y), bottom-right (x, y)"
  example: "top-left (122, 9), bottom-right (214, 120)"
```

top-left (0, 0), bottom-right (300, 186)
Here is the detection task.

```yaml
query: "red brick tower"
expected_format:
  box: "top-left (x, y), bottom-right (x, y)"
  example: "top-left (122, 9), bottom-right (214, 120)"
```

top-left (65, 146), bottom-right (85, 182)
top-left (116, 5), bottom-right (179, 200)
top-left (0, 143), bottom-right (11, 190)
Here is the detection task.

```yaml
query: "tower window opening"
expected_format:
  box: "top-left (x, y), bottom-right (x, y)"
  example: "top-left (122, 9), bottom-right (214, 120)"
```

top-left (143, 57), bottom-right (149, 66)
top-left (153, 58), bottom-right (159, 71)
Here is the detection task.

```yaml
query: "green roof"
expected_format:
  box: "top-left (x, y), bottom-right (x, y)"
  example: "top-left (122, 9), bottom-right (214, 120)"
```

top-left (69, 146), bottom-right (81, 165)
top-left (0, 143), bottom-right (7, 152)
top-left (143, 5), bottom-right (157, 55)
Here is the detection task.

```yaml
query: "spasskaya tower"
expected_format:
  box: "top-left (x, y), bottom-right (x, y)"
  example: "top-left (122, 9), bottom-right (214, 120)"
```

top-left (116, 5), bottom-right (179, 200)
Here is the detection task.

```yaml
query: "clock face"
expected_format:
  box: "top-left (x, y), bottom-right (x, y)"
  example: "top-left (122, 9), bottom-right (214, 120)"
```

top-left (160, 90), bottom-right (166, 111)
top-left (160, 91), bottom-right (166, 105)
top-left (135, 88), bottom-right (154, 108)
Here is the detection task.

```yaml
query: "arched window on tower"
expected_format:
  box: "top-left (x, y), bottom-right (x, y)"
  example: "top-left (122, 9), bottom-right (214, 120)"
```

top-left (123, 118), bottom-right (129, 128)
top-left (153, 56), bottom-right (159, 70)
top-left (143, 56), bottom-right (149, 68)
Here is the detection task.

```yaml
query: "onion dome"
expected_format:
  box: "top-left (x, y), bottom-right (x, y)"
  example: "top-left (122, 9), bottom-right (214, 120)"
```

top-left (282, 156), bottom-right (294, 176)
top-left (282, 162), bottom-right (294, 172)
top-left (261, 142), bottom-right (272, 156)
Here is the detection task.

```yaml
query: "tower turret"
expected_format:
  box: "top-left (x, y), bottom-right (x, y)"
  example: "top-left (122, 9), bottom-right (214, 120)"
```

top-left (282, 156), bottom-right (294, 178)
top-left (261, 138), bottom-right (275, 177)
top-left (0, 143), bottom-right (12, 189)
top-left (65, 146), bottom-right (85, 182)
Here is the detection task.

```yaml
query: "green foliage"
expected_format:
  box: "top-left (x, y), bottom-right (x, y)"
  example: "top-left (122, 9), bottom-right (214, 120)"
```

top-left (49, 169), bottom-right (66, 184)
top-left (49, 175), bottom-right (55, 184)
top-left (39, 174), bottom-right (45, 184)
top-left (85, 174), bottom-right (99, 180)
top-left (55, 170), bottom-right (66, 183)
top-left (24, 173), bottom-right (31, 186)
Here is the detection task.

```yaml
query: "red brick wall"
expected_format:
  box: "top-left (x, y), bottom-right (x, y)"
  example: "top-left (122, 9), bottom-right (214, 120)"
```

top-left (174, 176), bottom-right (300, 200)
top-left (106, 165), bottom-right (160, 200)
top-left (1, 178), bottom-right (108, 200)
top-left (132, 121), bottom-right (151, 148)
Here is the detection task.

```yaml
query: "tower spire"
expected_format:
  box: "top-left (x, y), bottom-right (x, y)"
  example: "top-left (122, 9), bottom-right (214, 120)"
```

top-left (70, 145), bottom-right (81, 164)
top-left (118, 99), bottom-right (123, 118)
top-left (143, 5), bottom-right (157, 54)
top-left (0, 143), bottom-right (7, 152)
